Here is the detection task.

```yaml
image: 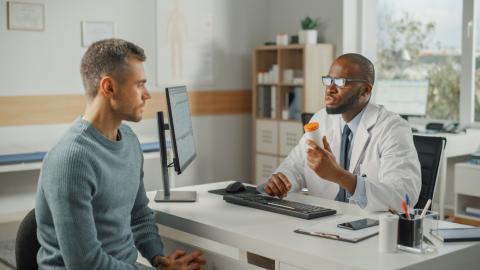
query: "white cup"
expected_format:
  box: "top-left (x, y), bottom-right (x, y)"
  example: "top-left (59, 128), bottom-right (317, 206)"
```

top-left (379, 214), bottom-right (399, 253)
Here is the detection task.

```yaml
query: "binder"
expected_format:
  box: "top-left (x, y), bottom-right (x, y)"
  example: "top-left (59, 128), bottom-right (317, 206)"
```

top-left (294, 215), bottom-right (379, 243)
top-left (430, 228), bottom-right (480, 242)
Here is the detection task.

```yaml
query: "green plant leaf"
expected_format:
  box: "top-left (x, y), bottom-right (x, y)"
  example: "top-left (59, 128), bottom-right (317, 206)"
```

top-left (301, 16), bottom-right (319, 30)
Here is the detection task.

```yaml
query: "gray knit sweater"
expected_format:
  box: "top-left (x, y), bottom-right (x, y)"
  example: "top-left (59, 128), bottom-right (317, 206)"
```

top-left (35, 118), bottom-right (163, 270)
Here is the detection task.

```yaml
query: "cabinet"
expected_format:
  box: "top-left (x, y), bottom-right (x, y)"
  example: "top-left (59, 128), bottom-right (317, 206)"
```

top-left (252, 44), bottom-right (334, 184)
top-left (454, 162), bottom-right (480, 221)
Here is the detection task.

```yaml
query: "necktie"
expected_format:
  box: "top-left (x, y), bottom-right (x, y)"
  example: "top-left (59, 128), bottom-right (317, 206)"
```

top-left (335, 125), bottom-right (351, 202)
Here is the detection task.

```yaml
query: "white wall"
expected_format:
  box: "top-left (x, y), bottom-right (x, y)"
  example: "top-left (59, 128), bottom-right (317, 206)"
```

top-left (0, 0), bottom-right (268, 180)
top-left (0, 0), bottom-right (271, 219)
top-left (0, 0), bottom-right (157, 96)
top-left (0, 0), bottom-right (344, 219)
top-left (265, 0), bottom-right (343, 55)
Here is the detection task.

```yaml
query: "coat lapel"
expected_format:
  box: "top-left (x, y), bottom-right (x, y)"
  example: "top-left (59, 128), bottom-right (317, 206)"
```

top-left (348, 103), bottom-right (380, 172)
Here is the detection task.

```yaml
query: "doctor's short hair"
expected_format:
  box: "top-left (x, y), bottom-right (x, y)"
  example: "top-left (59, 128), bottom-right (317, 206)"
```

top-left (80, 38), bottom-right (146, 99)
top-left (337, 53), bottom-right (375, 85)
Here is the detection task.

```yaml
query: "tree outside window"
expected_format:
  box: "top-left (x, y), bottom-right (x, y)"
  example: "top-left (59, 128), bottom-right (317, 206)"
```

top-left (376, 1), bottom-right (466, 120)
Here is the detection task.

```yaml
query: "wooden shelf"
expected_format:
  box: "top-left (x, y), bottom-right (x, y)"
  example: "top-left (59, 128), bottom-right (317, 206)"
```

top-left (252, 44), bottom-right (334, 183)
top-left (257, 83), bottom-right (279, 86)
top-left (279, 83), bottom-right (304, 87)
top-left (256, 44), bottom-right (306, 50)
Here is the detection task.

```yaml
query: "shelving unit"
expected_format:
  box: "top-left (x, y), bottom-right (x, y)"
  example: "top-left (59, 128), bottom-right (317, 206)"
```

top-left (251, 44), bottom-right (334, 184)
top-left (454, 162), bottom-right (480, 221)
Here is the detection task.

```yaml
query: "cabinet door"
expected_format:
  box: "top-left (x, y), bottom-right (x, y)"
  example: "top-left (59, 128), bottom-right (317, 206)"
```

top-left (279, 262), bottom-right (306, 270)
top-left (255, 154), bottom-right (279, 184)
top-left (279, 121), bottom-right (303, 156)
top-left (455, 163), bottom-right (480, 197)
top-left (256, 120), bottom-right (278, 154)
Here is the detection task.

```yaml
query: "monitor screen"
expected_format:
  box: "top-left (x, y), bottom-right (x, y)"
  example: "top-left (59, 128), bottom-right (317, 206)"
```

top-left (373, 80), bottom-right (429, 117)
top-left (166, 86), bottom-right (196, 174)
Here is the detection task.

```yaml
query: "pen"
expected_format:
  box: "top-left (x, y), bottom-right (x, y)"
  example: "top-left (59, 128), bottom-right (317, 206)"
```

top-left (420, 199), bottom-right (432, 219)
top-left (405, 194), bottom-right (411, 219)
top-left (310, 231), bottom-right (340, 239)
top-left (402, 200), bottom-right (410, 220)
top-left (295, 229), bottom-right (340, 239)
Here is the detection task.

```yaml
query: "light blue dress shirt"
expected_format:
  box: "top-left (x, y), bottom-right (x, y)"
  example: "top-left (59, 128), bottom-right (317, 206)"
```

top-left (340, 107), bottom-right (368, 208)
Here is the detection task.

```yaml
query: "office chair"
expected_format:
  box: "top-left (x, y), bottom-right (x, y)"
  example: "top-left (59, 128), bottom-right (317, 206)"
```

top-left (15, 209), bottom-right (40, 270)
top-left (301, 112), bottom-right (314, 128)
top-left (412, 135), bottom-right (446, 210)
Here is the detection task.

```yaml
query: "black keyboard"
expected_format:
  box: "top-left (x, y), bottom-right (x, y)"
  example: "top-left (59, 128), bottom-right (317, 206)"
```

top-left (223, 193), bottom-right (336, 219)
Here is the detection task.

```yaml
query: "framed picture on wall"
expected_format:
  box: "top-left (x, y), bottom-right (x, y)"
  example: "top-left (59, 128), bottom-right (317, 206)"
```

top-left (7, 1), bottom-right (45, 31)
top-left (81, 21), bottom-right (116, 47)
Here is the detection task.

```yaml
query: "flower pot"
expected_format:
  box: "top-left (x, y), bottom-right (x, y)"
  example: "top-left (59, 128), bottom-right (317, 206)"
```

top-left (298, 30), bottom-right (317, 44)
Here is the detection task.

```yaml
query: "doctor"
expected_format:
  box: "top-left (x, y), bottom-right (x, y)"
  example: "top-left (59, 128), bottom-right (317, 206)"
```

top-left (260, 53), bottom-right (421, 212)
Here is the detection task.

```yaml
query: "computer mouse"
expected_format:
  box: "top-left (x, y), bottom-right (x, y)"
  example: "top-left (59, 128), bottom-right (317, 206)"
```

top-left (225, 181), bottom-right (246, 193)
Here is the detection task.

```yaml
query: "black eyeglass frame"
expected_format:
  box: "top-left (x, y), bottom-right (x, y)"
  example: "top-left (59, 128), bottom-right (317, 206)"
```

top-left (321, 76), bottom-right (369, 88)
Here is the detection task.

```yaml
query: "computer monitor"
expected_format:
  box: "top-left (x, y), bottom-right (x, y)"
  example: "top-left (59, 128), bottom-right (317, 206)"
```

top-left (373, 80), bottom-right (429, 118)
top-left (166, 86), bottom-right (197, 174)
top-left (154, 86), bottom-right (197, 202)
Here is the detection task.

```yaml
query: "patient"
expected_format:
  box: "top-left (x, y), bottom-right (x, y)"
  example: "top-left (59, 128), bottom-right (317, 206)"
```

top-left (35, 38), bottom-right (206, 269)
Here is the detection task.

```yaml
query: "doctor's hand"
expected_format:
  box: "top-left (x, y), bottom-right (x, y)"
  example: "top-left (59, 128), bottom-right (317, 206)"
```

top-left (307, 137), bottom-right (356, 193)
top-left (152, 250), bottom-right (206, 270)
top-left (264, 172), bottom-right (291, 198)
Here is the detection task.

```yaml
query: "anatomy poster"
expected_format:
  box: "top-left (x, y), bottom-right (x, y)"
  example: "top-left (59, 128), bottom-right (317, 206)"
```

top-left (157, 0), bottom-right (213, 87)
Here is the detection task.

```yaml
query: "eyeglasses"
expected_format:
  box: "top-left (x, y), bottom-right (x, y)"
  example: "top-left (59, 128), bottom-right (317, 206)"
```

top-left (322, 76), bottom-right (369, 88)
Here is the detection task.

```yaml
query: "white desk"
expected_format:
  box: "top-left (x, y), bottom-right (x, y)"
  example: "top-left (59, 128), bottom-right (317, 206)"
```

top-left (148, 181), bottom-right (480, 270)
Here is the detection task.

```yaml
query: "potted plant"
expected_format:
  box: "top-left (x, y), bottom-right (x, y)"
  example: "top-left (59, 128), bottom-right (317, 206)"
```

top-left (299, 16), bottom-right (319, 44)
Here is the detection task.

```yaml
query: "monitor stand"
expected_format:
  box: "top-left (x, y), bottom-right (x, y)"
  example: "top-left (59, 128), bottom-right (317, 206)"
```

top-left (153, 111), bottom-right (197, 203)
top-left (154, 190), bottom-right (197, 202)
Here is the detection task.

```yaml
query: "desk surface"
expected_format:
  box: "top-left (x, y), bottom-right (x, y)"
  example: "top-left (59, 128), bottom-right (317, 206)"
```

top-left (148, 181), bottom-right (480, 270)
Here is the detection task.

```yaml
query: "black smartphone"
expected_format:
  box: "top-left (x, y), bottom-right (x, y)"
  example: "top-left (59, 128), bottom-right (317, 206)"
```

top-left (337, 218), bottom-right (379, 230)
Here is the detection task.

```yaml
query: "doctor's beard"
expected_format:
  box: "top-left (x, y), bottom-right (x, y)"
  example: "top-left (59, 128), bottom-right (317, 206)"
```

top-left (325, 90), bottom-right (361, 114)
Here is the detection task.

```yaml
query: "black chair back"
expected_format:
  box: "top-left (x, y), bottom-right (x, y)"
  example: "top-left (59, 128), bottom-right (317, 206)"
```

top-left (15, 209), bottom-right (39, 270)
top-left (412, 135), bottom-right (446, 210)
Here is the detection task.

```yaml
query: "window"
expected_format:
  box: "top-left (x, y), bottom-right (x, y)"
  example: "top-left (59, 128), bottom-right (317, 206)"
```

top-left (376, 0), bottom-right (462, 120)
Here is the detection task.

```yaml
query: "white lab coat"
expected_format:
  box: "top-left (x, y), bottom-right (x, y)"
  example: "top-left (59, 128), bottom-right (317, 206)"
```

top-left (274, 102), bottom-right (421, 212)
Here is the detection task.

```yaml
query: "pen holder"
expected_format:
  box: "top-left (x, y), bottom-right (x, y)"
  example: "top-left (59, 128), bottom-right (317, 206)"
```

top-left (397, 213), bottom-right (423, 247)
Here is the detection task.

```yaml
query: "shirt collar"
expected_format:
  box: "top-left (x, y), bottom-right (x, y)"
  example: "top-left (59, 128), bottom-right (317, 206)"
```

top-left (340, 104), bottom-right (368, 136)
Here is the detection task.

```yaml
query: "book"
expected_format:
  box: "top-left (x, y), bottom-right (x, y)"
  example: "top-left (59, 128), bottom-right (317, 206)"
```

top-left (465, 207), bottom-right (480, 218)
top-left (257, 86), bottom-right (265, 117)
top-left (264, 86), bottom-right (271, 118)
top-left (430, 228), bottom-right (480, 242)
top-left (271, 86), bottom-right (276, 119)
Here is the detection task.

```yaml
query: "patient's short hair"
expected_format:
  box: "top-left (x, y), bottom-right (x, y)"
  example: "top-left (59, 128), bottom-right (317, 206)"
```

top-left (80, 38), bottom-right (146, 99)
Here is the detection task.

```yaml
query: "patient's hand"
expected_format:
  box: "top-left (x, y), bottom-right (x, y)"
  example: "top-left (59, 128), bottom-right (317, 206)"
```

top-left (264, 172), bottom-right (291, 198)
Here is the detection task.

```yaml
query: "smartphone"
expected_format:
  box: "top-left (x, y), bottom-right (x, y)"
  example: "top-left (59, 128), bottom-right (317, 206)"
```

top-left (337, 218), bottom-right (379, 230)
